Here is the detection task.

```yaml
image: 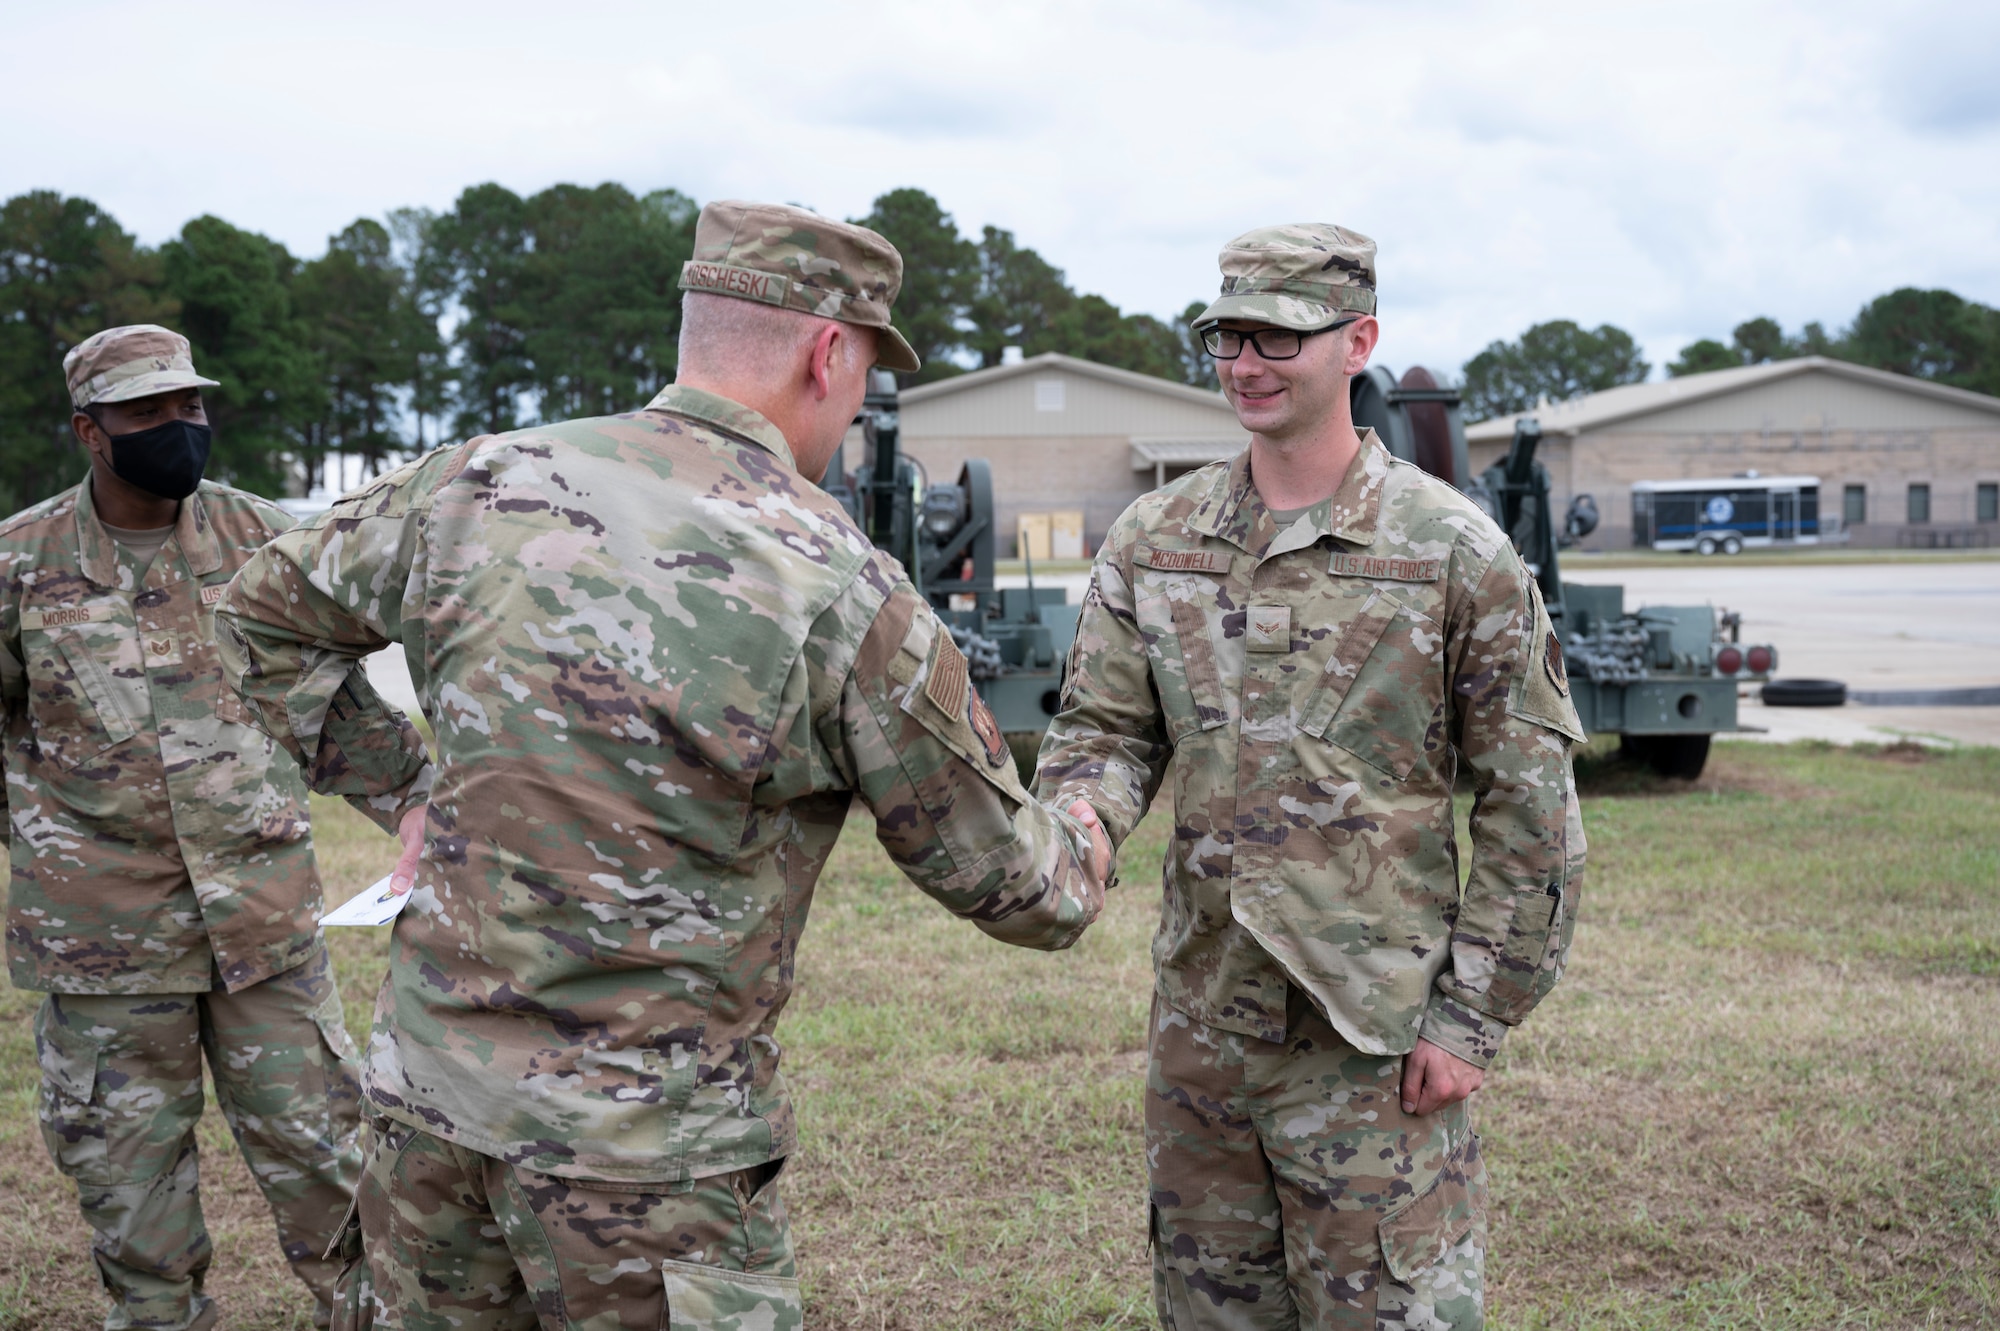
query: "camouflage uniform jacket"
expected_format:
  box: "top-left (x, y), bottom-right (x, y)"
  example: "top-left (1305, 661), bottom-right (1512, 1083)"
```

top-left (0, 479), bottom-right (404, 995)
top-left (216, 384), bottom-right (1101, 1186)
top-left (1039, 435), bottom-right (1586, 1068)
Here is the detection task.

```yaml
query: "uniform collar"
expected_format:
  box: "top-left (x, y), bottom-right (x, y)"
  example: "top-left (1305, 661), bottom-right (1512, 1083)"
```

top-left (74, 479), bottom-right (222, 587)
top-left (1187, 429), bottom-right (1389, 556)
top-left (643, 384), bottom-right (797, 471)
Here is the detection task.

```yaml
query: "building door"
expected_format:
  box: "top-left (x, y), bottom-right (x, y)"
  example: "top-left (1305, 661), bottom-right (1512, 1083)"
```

top-left (1772, 488), bottom-right (1798, 541)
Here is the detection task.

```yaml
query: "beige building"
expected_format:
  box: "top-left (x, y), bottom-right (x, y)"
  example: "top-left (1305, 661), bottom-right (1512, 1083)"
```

top-left (1466, 357), bottom-right (2000, 550)
top-left (887, 352), bottom-right (1247, 556)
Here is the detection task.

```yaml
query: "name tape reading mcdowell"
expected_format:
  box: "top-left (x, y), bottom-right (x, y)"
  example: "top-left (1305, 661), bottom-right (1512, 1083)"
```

top-left (1330, 553), bottom-right (1441, 582)
top-left (679, 262), bottom-right (789, 307)
top-left (1136, 547), bottom-right (1233, 575)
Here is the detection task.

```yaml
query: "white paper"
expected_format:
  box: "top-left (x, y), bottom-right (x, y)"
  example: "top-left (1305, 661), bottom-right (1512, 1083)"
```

top-left (320, 875), bottom-right (413, 927)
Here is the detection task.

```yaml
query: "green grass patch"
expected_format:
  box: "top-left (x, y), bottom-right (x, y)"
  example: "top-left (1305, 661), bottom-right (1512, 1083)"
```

top-left (2, 742), bottom-right (1996, 1328)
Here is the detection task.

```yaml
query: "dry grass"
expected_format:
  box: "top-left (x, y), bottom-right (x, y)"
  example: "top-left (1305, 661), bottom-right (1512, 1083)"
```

top-left (3, 740), bottom-right (1996, 1328)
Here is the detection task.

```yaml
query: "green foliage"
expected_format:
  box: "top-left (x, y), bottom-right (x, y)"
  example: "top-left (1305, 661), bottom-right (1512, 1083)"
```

top-left (851, 189), bottom-right (977, 384)
top-left (1842, 287), bottom-right (2000, 396)
top-left (1666, 337), bottom-right (1742, 377)
top-left (294, 219), bottom-right (428, 476)
top-left (1461, 320), bottom-right (1649, 421)
top-left (853, 188), bottom-right (1214, 388)
top-left (160, 216), bottom-right (321, 497)
top-left (0, 191), bottom-right (175, 513)
top-left (1667, 317), bottom-right (1839, 378)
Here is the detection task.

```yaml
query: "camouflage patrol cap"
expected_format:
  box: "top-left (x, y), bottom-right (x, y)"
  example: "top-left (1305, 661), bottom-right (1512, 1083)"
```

top-left (64, 324), bottom-right (219, 409)
top-left (1192, 224), bottom-right (1378, 331)
top-left (678, 200), bottom-right (921, 373)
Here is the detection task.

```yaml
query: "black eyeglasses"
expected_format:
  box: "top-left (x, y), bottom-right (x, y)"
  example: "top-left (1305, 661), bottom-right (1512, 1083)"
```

top-left (1200, 315), bottom-right (1361, 360)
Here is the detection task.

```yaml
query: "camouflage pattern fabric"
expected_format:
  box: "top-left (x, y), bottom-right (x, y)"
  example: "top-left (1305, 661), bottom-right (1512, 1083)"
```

top-left (215, 382), bottom-right (1101, 1195)
top-left (679, 200), bottom-right (921, 372)
top-left (1147, 990), bottom-right (1486, 1329)
top-left (0, 477), bottom-right (424, 995)
top-left (63, 324), bottom-right (219, 409)
top-left (33, 942), bottom-right (363, 1330)
top-left (335, 1119), bottom-right (798, 1331)
top-left (1191, 224), bottom-right (1379, 330)
top-left (1038, 436), bottom-right (1586, 1069)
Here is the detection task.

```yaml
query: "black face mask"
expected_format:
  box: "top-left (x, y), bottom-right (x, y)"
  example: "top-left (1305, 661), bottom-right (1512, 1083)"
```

top-left (106, 418), bottom-right (212, 501)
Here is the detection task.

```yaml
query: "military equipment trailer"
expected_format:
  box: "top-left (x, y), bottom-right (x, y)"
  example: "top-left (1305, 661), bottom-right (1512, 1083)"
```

top-left (1350, 366), bottom-right (1778, 779)
top-left (826, 372), bottom-right (1078, 774)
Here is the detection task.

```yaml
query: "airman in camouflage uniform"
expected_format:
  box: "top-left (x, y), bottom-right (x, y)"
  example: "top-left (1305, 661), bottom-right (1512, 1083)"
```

top-left (3, 327), bottom-right (418, 1330)
top-left (215, 201), bottom-right (1108, 1331)
top-left (1038, 226), bottom-right (1587, 1329)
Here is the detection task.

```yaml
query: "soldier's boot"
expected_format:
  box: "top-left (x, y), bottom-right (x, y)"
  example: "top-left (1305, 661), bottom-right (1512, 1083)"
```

top-left (35, 995), bottom-right (218, 1331)
top-left (201, 944), bottom-right (364, 1327)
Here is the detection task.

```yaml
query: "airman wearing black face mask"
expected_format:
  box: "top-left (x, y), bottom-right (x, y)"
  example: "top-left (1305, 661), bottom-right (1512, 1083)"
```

top-left (0, 324), bottom-right (403, 1331)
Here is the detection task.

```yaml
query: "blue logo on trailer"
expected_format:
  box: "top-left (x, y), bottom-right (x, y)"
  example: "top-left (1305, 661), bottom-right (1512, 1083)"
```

top-left (1704, 495), bottom-right (1735, 524)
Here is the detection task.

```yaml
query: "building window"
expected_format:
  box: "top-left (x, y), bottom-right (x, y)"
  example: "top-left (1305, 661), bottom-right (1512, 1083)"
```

top-left (1980, 482), bottom-right (1998, 523)
top-left (1907, 483), bottom-right (1931, 525)
top-left (1843, 484), bottom-right (1866, 527)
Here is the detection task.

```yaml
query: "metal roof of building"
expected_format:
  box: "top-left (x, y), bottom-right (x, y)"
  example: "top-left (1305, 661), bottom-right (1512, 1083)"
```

top-left (1129, 437), bottom-right (1246, 468)
top-left (901, 351), bottom-right (1233, 410)
top-left (1465, 356), bottom-right (2000, 441)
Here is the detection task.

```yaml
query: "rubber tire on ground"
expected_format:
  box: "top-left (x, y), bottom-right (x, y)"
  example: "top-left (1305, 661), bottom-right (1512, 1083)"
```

top-left (1721, 536), bottom-right (1743, 555)
top-left (1620, 733), bottom-right (1712, 779)
top-left (1696, 537), bottom-right (1717, 555)
top-left (1760, 678), bottom-right (1847, 707)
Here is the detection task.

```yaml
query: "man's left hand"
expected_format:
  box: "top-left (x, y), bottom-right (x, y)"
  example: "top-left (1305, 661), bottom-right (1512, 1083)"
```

top-left (390, 805), bottom-right (427, 895)
top-left (1400, 1038), bottom-right (1484, 1116)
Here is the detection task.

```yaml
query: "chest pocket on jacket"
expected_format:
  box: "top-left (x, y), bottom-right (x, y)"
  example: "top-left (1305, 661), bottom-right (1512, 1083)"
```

top-left (1298, 589), bottom-right (1447, 780)
top-left (1134, 579), bottom-right (1231, 744)
top-left (19, 605), bottom-right (144, 770)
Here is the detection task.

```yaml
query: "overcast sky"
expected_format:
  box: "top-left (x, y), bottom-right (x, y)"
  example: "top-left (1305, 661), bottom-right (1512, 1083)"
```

top-left (5, 0), bottom-right (1997, 380)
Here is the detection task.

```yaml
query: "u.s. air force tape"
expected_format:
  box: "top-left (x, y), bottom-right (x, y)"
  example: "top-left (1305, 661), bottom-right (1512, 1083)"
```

top-left (1330, 552), bottom-right (1441, 582)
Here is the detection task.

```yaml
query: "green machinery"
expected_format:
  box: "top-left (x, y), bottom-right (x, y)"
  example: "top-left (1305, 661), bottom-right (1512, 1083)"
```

top-left (1351, 366), bottom-right (1776, 778)
top-left (828, 371), bottom-right (1077, 770)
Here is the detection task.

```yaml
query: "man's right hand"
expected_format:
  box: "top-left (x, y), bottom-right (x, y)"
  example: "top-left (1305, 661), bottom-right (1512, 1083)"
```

top-left (1067, 799), bottom-right (1112, 889)
top-left (390, 804), bottom-right (427, 895)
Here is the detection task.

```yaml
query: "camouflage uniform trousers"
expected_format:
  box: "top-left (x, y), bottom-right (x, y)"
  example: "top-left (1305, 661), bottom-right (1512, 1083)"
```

top-left (32, 941), bottom-right (364, 1331)
top-left (335, 1119), bottom-right (802, 1331)
top-left (1147, 990), bottom-right (1488, 1331)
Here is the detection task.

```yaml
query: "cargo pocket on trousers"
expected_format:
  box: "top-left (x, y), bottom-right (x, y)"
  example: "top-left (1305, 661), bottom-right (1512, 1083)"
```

top-left (661, 1260), bottom-right (802, 1331)
top-left (34, 1003), bottom-right (109, 1183)
top-left (1377, 1132), bottom-right (1488, 1326)
top-left (311, 991), bottom-right (363, 1144)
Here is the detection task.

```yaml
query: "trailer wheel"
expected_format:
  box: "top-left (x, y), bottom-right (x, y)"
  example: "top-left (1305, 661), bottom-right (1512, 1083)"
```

top-left (1696, 536), bottom-right (1718, 555)
top-left (1620, 732), bottom-right (1712, 779)
top-left (1761, 678), bottom-right (1847, 707)
top-left (1721, 535), bottom-right (1743, 555)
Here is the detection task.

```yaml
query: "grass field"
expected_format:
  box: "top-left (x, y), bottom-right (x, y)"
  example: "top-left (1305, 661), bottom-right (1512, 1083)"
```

top-left (2, 739), bottom-right (1996, 1328)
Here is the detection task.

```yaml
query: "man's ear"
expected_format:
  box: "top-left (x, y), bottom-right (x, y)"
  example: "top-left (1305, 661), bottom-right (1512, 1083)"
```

top-left (1343, 316), bottom-right (1381, 377)
top-left (807, 323), bottom-right (843, 402)
top-left (72, 412), bottom-right (107, 459)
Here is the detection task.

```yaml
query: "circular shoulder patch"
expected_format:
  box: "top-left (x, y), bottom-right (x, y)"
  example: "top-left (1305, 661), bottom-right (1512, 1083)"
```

top-left (1545, 631), bottom-right (1569, 695)
top-left (968, 690), bottom-right (1010, 768)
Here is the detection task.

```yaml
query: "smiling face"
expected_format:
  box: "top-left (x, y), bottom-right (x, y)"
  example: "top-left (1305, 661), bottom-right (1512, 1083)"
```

top-left (1216, 316), bottom-right (1378, 443)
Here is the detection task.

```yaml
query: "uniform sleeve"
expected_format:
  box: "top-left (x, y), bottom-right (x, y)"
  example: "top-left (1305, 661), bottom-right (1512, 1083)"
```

top-left (819, 577), bottom-right (1104, 951)
top-left (213, 451), bottom-right (460, 835)
top-left (1421, 544), bottom-right (1588, 1068)
top-left (0, 583), bottom-right (20, 850)
top-left (1032, 519), bottom-right (1171, 851)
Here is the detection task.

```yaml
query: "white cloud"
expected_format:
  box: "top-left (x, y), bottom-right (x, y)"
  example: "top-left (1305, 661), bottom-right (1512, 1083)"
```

top-left (3, 0), bottom-right (1994, 381)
